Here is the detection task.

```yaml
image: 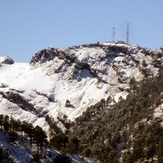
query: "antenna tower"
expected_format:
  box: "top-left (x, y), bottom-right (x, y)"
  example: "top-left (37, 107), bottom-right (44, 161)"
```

top-left (112, 27), bottom-right (115, 43)
top-left (126, 23), bottom-right (129, 44)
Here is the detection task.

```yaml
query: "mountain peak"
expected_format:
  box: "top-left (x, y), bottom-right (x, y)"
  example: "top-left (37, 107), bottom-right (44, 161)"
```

top-left (29, 43), bottom-right (132, 65)
top-left (30, 47), bottom-right (56, 65)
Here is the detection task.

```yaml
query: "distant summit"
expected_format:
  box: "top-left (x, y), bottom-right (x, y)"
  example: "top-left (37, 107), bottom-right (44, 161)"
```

top-left (0, 56), bottom-right (14, 64)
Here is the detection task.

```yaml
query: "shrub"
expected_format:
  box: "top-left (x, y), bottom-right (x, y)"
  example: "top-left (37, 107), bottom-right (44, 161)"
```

top-left (65, 100), bottom-right (70, 107)
top-left (83, 148), bottom-right (91, 157)
top-left (142, 60), bottom-right (147, 67)
top-left (53, 153), bottom-right (71, 163)
top-left (32, 151), bottom-right (41, 163)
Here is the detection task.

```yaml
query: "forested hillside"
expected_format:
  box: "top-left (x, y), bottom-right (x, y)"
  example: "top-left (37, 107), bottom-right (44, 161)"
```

top-left (50, 66), bottom-right (163, 163)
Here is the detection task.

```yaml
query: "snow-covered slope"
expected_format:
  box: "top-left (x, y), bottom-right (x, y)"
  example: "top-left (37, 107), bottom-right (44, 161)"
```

top-left (0, 42), bottom-right (163, 133)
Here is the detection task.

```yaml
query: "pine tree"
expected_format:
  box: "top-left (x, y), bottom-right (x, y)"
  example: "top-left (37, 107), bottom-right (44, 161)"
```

top-left (33, 125), bottom-right (47, 152)
top-left (3, 115), bottom-right (10, 132)
top-left (0, 114), bottom-right (4, 129)
top-left (50, 134), bottom-right (63, 150)
top-left (70, 137), bottom-right (79, 153)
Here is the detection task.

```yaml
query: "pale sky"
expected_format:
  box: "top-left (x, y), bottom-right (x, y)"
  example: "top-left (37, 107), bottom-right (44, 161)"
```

top-left (0, 1), bottom-right (163, 62)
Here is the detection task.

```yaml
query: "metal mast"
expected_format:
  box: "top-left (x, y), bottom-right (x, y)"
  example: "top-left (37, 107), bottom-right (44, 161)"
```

top-left (126, 23), bottom-right (129, 44)
top-left (112, 27), bottom-right (115, 43)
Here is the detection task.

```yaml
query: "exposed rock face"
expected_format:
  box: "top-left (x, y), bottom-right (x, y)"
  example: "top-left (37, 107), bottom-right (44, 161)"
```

top-left (30, 48), bottom-right (56, 64)
top-left (0, 56), bottom-right (14, 64)
top-left (0, 91), bottom-right (37, 114)
top-left (160, 45), bottom-right (163, 51)
top-left (29, 43), bottom-right (163, 84)
top-left (30, 43), bottom-right (132, 65)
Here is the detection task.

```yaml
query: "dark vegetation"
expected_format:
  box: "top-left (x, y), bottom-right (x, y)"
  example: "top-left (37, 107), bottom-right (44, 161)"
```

top-left (0, 116), bottom-right (45, 162)
top-left (0, 146), bottom-right (14, 163)
top-left (0, 114), bottom-right (72, 162)
top-left (0, 115), bottom-right (47, 148)
top-left (53, 153), bottom-right (71, 163)
top-left (48, 66), bottom-right (163, 162)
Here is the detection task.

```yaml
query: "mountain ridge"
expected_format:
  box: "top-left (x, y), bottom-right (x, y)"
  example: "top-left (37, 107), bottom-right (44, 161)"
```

top-left (0, 42), bottom-right (163, 135)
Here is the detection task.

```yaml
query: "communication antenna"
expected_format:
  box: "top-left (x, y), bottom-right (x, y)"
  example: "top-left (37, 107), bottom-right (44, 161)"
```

top-left (112, 27), bottom-right (115, 43)
top-left (126, 23), bottom-right (129, 44)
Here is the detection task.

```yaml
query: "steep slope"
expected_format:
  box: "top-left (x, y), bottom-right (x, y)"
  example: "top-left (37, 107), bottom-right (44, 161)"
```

top-left (0, 43), bottom-right (162, 134)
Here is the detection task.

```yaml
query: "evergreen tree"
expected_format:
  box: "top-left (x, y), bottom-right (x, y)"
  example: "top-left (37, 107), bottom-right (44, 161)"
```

top-left (3, 115), bottom-right (10, 132)
top-left (21, 121), bottom-right (29, 137)
top-left (129, 76), bottom-right (137, 90)
top-left (70, 137), bottom-right (79, 153)
top-left (33, 125), bottom-right (47, 152)
top-left (10, 116), bottom-right (19, 131)
top-left (50, 134), bottom-right (63, 150)
top-left (8, 131), bottom-right (17, 143)
top-left (0, 114), bottom-right (3, 129)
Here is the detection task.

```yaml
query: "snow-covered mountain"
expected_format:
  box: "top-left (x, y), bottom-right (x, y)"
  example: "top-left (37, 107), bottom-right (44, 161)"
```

top-left (0, 42), bottom-right (163, 134)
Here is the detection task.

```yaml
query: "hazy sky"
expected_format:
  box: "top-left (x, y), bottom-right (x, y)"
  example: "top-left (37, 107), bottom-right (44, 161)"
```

top-left (0, 1), bottom-right (163, 62)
